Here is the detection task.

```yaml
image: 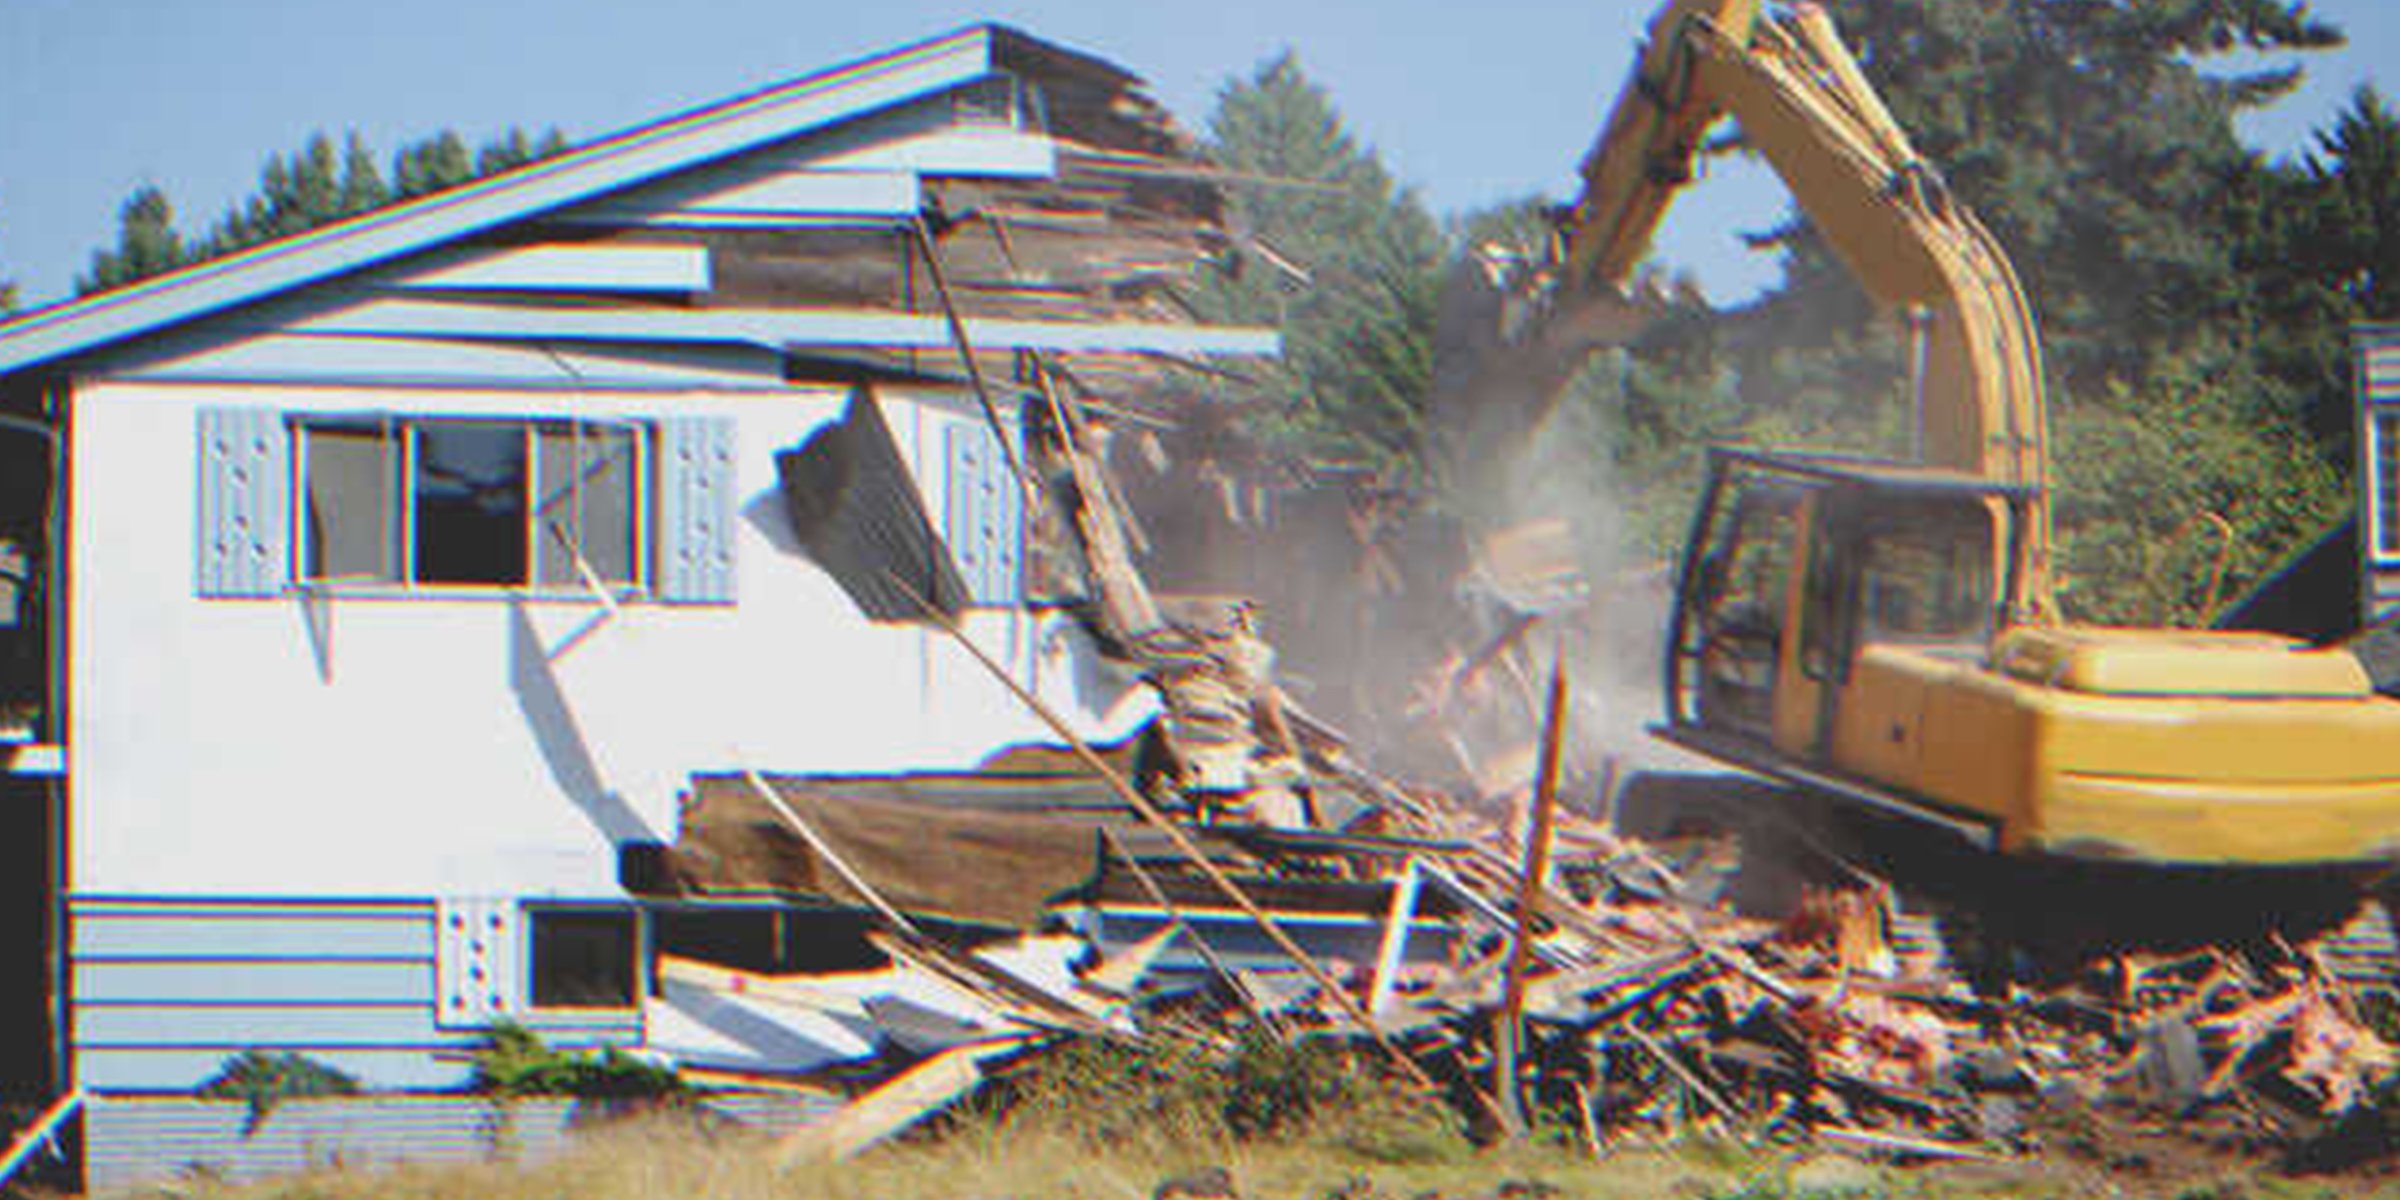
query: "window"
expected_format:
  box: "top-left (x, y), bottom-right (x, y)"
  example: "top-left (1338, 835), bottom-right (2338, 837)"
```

top-left (527, 908), bottom-right (640, 1009)
top-left (1855, 506), bottom-right (1993, 645)
top-left (299, 417), bottom-right (646, 590)
top-left (2374, 409), bottom-right (2400, 561)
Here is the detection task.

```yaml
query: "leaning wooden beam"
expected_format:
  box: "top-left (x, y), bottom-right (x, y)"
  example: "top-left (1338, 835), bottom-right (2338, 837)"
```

top-left (1079, 919), bottom-right (1184, 999)
top-left (0, 1089), bottom-right (84, 1190)
top-left (1621, 1018), bottom-right (1741, 1125)
top-left (910, 214), bottom-right (1037, 505)
top-left (1031, 358), bottom-right (1161, 637)
top-left (779, 1034), bottom-right (1039, 1163)
top-left (738, 769), bottom-right (925, 939)
top-left (915, 596), bottom-right (1439, 1094)
top-left (1367, 857), bottom-right (1426, 1018)
top-left (1816, 1125), bottom-right (1998, 1162)
top-left (1496, 661), bottom-right (1569, 1139)
top-left (1099, 827), bottom-right (1280, 1033)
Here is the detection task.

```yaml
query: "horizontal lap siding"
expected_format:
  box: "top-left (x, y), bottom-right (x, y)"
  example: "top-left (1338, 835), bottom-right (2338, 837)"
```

top-left (69, 899), bottom-right (640, 1092)
top-left (84, 1092), bottom-right (832, 1192)
top-left (83, 1095), bottom-right (574, 1192)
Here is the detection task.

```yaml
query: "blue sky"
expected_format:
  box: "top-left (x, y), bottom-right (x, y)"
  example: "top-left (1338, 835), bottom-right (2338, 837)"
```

top-left (1, 0), bottom-right (2389, 308)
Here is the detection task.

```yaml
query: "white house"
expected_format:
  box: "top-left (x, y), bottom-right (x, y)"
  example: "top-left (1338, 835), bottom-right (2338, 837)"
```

top-left (0, 24), bottom-right (1274, 1169)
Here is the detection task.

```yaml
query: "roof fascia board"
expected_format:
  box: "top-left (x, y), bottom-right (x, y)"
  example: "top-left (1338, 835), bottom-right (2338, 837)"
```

top-left (271, 296), bottom-right (1278, 356)
top-left (0, 26), bottom-right (999, 377)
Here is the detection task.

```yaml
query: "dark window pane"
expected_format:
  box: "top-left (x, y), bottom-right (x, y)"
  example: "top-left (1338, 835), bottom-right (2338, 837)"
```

top-left (529, 909), bottom-right (638, 1008)
top-left (2379, 412), bottom-right (2400, 557)
top-left (414, 422), bottom-right (527, 585)
top-left (536, 424), bottom-right (639, 588)
top-left (303, 425), bottom-right (397, 582)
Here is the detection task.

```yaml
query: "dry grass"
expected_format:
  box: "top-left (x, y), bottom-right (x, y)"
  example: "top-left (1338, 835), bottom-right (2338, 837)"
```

top-left (127, 1112), bottom-right (2400, 1200)
top-left (140, 1116), bottom-right (1770, 1200)
top-left (108, 1037), bottom-right (2400, 1200)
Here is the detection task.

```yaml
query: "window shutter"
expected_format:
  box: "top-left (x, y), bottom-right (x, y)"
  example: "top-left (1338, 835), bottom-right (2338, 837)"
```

top-left (658, 414), bottom-right (737, 604)
top-left (944, 418), bottom-right (1024, 607)
top-left (434, 897), bottom-right (520, 1028)
top-left (195, 406), bottom-right (291, 598)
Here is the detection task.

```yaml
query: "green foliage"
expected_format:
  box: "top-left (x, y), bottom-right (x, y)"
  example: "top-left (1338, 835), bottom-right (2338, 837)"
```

top-left (1191, 51), bottom-right (1449, 486)
top-left (1531, 0), bottom-right (2364, 615)
top-left (1700, 1181), bottom-right (1880, 1200)
top-left (76, 126), bottom-right (568, 296)
top-left (468, 1021), bottom-right (686, 1100)
top-left (1008, 1033), bottom-right (1464, 1162)
top-left (1804, 0), bottom-right (2341, 394)
top-left (198, 1049), bottom-right (362, 1131)
top-left (80, 186), bottom-right (188, 295)
top-left (2232, 86), bottom-right (2400, 452)
top-left (2050, 338), bottom-right (2343, 625)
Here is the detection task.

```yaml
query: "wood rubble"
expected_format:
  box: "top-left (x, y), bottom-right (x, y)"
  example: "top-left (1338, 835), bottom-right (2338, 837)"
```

top-left (665, 307), bottom-right (2400, 1167)
top-left (623, 50), bottom-right (2400, 1164)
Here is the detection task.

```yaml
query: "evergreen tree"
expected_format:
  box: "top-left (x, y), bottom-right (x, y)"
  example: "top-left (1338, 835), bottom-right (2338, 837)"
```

top-left (198, 131), bottom-right (393, 259)
top-left (79, 186), bottom-right (187, 295)
top-left (2234, 86), bottom-right (2400, 446)
top-left (77, 126), bottom-right (569, 295)
top-left (1613, 0), bottom-right (2353, 619)
top-left (393, 131), bottom-right (475, 200)
top-left (1190, 52), bottom-right (1448, 486)
top-left (1798, 0), bottom-right (2342, 393)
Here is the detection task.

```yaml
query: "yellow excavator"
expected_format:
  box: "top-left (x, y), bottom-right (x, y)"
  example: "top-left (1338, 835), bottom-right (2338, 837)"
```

top-left (1539, 0), bottom-right (2400, 873)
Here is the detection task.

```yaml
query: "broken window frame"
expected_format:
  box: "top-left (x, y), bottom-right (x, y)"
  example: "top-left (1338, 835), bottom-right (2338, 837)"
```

top-left (293, 415), bottom-right (652, 595)
top-left (524, 904), bottom-right (644, 1011)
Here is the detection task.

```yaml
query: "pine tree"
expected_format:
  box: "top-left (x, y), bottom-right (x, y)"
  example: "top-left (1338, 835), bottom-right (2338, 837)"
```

top-left (1190, 52), bottom-right (1448, 486)
top-left (1787, 0), bottom-right (2343, 393)
top-left (77, 126), bottom-right (569, 295)
top-left (79, 186), bottom-right (188, 295)
top-left (393, 131), bottom-right (475, 200)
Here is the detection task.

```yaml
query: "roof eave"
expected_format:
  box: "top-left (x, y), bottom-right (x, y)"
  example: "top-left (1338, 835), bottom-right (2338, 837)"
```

top-left (0, 24), bottom-right (1013, 379)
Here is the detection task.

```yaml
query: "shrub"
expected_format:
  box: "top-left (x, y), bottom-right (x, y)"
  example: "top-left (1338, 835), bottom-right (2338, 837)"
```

top-left (199, 1050), bottom-right (361, 1131)
top-left (1004, 1031), bottom-right (1465, 1163)
top-left (469, 1020), bottom-right (687, 1101)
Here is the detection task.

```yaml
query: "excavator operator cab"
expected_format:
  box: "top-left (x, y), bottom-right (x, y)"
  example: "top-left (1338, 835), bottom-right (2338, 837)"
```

top-left (1667, 447), bottom-right (2032, 753)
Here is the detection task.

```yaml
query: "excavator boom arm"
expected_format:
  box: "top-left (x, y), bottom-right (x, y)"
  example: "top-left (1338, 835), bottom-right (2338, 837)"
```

top-left (1561, 0), bottom-right (2053, 614)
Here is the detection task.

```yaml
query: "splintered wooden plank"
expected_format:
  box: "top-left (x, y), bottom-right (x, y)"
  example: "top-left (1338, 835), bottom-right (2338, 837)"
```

top-left (777, 1034), bottom-right (1037, 1161)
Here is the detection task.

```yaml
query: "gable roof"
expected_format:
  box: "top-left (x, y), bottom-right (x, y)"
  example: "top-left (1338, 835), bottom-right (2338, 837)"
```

top-left (0, 24), bottom-right (1072, 380)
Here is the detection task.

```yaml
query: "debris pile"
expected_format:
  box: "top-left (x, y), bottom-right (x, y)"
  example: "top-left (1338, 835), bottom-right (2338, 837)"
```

top-left (653, 649), bottom-right (2400, 1167)
top-left (653, 296), bottom-right (2400, 1168)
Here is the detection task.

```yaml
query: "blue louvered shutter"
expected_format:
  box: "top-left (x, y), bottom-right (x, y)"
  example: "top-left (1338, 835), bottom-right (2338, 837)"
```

top-left (195, 406), bottom-right (291, 598)
top-left (657, 415), bottom-right (737, 604)
top-left (944, 419), bottom-right (1024, 607)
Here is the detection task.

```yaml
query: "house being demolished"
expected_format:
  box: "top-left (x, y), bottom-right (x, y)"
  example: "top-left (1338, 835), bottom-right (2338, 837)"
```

top-left (10, 20), bottom-right (2400, 1193)
top-left (0, 23), bottom-right (1386, 1187)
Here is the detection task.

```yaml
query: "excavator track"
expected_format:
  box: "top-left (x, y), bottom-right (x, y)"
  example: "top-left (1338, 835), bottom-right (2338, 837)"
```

top-left (1613, 769), bottom-right (2400, 990)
